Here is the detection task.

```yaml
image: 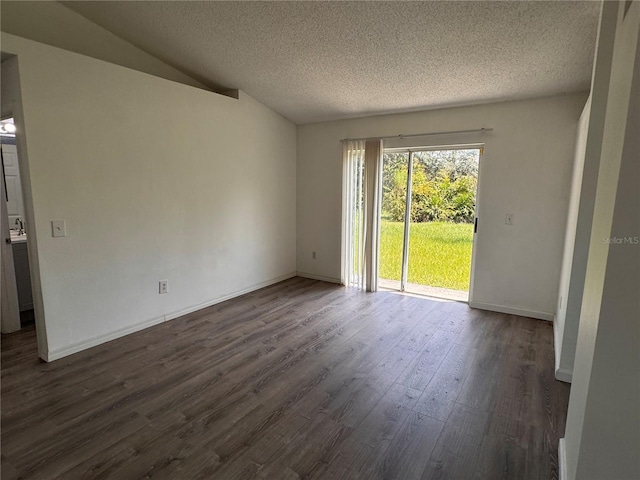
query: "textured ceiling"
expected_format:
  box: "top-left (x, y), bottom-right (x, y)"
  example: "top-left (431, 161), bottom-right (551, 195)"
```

top-left (63, 1), bottom-right (600, 124)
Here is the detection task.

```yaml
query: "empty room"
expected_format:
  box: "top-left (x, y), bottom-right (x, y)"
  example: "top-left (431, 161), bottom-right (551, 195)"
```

top-left (1, 1), bottom-right (638, 480)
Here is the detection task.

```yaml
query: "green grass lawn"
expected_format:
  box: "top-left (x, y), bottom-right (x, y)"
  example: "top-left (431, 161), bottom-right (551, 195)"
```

top-left (379, 220), bottom-right (474, 291)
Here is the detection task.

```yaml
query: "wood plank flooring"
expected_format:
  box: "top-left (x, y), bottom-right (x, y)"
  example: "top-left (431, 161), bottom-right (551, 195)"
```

top-left (1, 277), bottom-right (570, 480)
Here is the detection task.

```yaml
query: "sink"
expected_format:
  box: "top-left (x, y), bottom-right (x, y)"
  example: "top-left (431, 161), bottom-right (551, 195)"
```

top-left (10, 230), bottom-right (27, 243)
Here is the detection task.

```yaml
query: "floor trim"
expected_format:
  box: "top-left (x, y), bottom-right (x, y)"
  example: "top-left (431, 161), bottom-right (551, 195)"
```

top-left (554, 314), bottom-right (562, 367)
top-left (165, 272), bottom-right (297, 322)
top-left (558, 437), bottom-right (568, 480)
top-left (45, 272), bottom-right (297, 362)
top-left (553, 315), bottom-right (573, 383)
top-left (468, 301), bottom-right (554, 321)
top-left (46, 314), bottom-right (166, 362)
top-left (555, 367), bottom-right (573, 383)
top-left (296, 271), bottom-right (342, 284)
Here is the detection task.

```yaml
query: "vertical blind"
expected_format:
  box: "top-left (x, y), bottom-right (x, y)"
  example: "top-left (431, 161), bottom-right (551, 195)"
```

top-left (342, 139), bottom-right (383, 291)
top-left (342, 140), bottom-right (365, 290)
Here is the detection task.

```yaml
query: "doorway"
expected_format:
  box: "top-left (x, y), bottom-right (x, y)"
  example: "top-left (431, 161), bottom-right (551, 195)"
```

top-left (1, 118), bottom-right (35, 330)
top-left (378, 147), bottom-right (481, 301)
top-left (1, 53), bottom-right (47, 360)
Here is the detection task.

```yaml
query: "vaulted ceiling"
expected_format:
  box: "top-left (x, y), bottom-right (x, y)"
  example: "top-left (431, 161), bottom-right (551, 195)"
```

top-left (62, 1), bottom-right (600, 124)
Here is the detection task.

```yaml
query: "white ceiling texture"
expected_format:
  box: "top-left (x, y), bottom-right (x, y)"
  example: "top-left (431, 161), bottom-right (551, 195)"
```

top-left (63, 1), bottom-right (601, 124)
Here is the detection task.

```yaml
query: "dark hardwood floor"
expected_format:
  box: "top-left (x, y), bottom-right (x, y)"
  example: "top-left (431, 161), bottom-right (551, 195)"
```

top-left (1, 277), bottom-right (570, 480)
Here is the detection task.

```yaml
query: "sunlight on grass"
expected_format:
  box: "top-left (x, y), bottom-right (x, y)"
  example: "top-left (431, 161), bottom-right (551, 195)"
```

top-left (379, 221), bottom-right (474, 291)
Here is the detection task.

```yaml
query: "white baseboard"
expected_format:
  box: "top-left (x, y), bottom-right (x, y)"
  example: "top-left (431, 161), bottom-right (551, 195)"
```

top-left (296, 271), bottom-right (342, 284)
top-left (554, 313), bottom-right (562, 360)
top-left (46, 314), bottom-right (166, 361)
top-left (558, 438), bottom-right (568, 480)
top-left (468, 301), bottom-right (554, 321)
top-left (553, 317), bottom-right (573, 383)
top-left (165, 272), bottom-right (296, 321)
top-left (555, 367), bottom-right (573, 383)
top-left (45, 272), bottom-right (297, 362)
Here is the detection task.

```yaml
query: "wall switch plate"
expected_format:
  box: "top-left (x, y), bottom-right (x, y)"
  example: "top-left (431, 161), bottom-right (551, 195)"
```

top-left (51, 220), bottom-right (66, 237)
top-left (505, 213), bottom-right (514, 225)
top-left (159, 280), bottom-right (168, 294)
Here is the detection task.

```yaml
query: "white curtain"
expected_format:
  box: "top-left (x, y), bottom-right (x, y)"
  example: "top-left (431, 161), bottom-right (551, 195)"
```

top-left (342, 139), bottom-right (383, 291)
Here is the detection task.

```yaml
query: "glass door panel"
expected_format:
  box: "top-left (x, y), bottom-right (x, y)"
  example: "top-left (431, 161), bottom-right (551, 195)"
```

top-left (378, 152), bottom-right (409, 291)
top-left (404, 149), bottom-right (479, 300)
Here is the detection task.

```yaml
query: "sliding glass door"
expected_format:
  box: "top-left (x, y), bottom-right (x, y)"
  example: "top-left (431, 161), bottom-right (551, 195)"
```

top-left (379, 147), bottom-right (481, 301)
top-left (378, 151), bottom-right (409, 291)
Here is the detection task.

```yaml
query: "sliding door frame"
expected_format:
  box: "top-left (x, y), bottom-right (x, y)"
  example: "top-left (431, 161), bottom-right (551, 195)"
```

top-left (400, 151), bottom-right (414, 292)
top-left (381, 144), bottom-right (485, 302)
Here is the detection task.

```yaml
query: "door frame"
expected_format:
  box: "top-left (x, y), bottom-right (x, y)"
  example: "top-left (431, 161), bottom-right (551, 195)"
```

top-left (380, 143), bottom-right (485, 303)
top-left (1, 54), bottom-right (49, 359)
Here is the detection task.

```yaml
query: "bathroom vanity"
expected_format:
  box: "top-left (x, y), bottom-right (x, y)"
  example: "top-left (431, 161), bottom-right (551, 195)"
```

top-left (10, 231), bottom-right (33, 311)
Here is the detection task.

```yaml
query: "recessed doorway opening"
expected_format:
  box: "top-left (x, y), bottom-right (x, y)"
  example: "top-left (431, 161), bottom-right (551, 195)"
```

top-left (2, 52), bottom-right (48, 362)
top-left (1, 118), bottom-right (35, 330)
top-left (378, 146), bottom-right (482, 302)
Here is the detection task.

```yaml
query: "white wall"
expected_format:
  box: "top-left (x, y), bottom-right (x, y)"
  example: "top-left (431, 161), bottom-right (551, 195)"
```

top-left (1, 1), bottom-right (209, 91)
top-left (554, 1), bottom-right (618, 384)
top-left (2, 56), bottom-right (20, 117)
top-left (562, 2), bottom-right (640, 479)
top-left (297, 94), bottom-right (586, 319)
top-left (554, 99), bottom-right (591, 382)
top-left (1, 33), bottom-right (296, 361)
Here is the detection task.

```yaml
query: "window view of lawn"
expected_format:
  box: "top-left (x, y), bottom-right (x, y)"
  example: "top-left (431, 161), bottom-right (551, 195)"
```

top-left (379, 221), bottom-right (474, 291)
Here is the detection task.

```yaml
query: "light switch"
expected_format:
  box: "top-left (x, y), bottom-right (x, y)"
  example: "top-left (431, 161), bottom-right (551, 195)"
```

top-left (51, 220), bottom-right (67, 237)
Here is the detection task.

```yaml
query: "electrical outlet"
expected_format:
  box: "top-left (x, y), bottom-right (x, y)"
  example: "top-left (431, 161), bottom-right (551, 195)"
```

top-left (505, 213), bottom-right (514, 225)
top-left (159, 280), bottom-right (168, 294)
top-left (312, 251), bottom-right (317, 260)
